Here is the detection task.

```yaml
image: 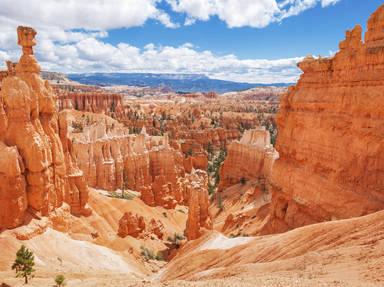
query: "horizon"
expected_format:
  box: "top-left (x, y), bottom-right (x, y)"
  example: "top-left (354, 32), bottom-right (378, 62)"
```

top-left (0, 0), bottom-right (383, 84)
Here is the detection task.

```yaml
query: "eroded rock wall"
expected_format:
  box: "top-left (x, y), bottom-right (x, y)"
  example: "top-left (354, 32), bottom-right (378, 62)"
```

top-left (267, 6), bottom-right (384, 233)
top-left (218, 128), bottom-right (278, 191)
top-left (184, 170), bottom-right (212, 240)
top-left (0, 27), bottom-right (90, 230)
top-left (65, 113), bottom-right (191, 209)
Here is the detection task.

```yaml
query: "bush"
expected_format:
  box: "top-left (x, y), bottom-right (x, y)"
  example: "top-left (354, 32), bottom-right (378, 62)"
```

top-left (71, 121), bottom-right (83, 133)
top-left (107, 191), bottom-right (135, 200)
top-left (240, 177), bottom-right (247, 185)
top-left (140, 246), bottom-right (165, 261)
top-left (12, 245), bottom-right (35, 284)
top-left (167, 233), bottom-right (185, 247)
top-left (55, 274), bottom-right (66, 287)
top-left (217, 193), bottom-right (224, 211)
top-left (208, 182), bottom-right (215, 196)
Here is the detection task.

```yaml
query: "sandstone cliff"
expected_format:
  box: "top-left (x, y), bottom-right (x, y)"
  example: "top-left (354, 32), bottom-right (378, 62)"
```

top-left (0, 27), bottom-right (90, 230)
top-left (57, 90), bottom-right (124, 120)
top-left (63, 110), bottom-right (205, 209)
top-left (267, 6), bottom-right (384, 233)
top-left (218, 128), bottom-right (278, 192)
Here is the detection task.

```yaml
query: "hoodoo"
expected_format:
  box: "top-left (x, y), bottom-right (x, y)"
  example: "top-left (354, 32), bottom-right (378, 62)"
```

top-left (0, 27), bottom-right (90, 230)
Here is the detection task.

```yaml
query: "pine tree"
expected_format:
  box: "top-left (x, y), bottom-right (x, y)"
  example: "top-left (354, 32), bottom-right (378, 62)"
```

top-left (12, 245), bottom-right (35, 284)
top-left (122, 170), bottom-right (129, 199)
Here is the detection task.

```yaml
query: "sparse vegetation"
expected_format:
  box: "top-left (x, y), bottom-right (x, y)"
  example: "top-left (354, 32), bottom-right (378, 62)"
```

top-left (140, 246), bottom-right (164, 261)
top-left (12, 245), bottom-right (35, 284)
top-left (217, 192), bottom-right (224, 211)
top-left (207, 147), bottom-right (227, 198)
top-left (121, 170), bottom-right (129, 199)
top-left (54, 274), bottom-right (66, 287)
top-left (167, 233), bottom-right (185, 247)
top-left (208, 182), bottom-right (215, 196)
top-left (107, 191), bottom-right (135, 200)
top-left (186, 148), bottom-right (193, 157)
top-left (71, 121), bottom-right (83, 133)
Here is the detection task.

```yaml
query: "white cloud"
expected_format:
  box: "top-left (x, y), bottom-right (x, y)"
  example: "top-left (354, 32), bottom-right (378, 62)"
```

top-left (321, 0), bottom-right (340, 7)
top-left (0, 0), bottom-right (175, 30)
top-left (166, 0), bottom-right (341, 28)
top-left (1, 0), bottom-right (343, 83)
top-left (33, 38), bottom-right (301, 84)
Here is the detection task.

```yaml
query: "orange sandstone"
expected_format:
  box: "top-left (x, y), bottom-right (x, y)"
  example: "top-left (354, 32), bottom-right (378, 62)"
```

top-left (267, 6), bottom-right (384, 233)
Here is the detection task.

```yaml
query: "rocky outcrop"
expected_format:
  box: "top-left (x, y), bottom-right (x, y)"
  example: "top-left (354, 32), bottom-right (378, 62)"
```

top-left (178, 128), bottom-right (240, 149)
top-left (65, 112), bottom-right (189, 209)
top-left (117, 212), bottom-right (164, 239)
top-left (183, 153), bottom-right (208, 173)
top-left (185, 170), bottom-right (212, 240)
top-left (118, 212), bottom-right (146, 238)
top-left (267, 6), bottom-right (384, 233)
top-left (218, 128), bottom-right (278, 191)
top-left (0, 26), bottom-right (90, 230)
top-left (57, 91), bottom-right (124, 119)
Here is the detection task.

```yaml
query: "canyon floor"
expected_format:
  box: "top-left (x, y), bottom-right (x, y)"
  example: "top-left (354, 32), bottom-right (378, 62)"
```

top-left (1, 190), bottom-right (384, 286)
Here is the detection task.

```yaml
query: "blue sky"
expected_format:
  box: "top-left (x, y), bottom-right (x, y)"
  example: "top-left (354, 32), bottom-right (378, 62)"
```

top-left (108, 0), bottom-right (383, 59)
top-left (0, 0), bottom-right (383, 83)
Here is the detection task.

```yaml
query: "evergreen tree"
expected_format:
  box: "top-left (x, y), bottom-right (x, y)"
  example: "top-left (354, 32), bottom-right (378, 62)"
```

top-left (122, 170), bottom-right (129, 199)
top-left (55, 274), bottom-right (66, 287)
top-left (12, 245), bottom-right (35, 284)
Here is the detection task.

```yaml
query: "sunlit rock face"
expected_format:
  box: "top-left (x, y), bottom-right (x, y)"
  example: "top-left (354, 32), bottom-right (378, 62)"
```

top-left (218, 128), bottom-right (278, 192)
top-left (184, 170), bottom-right (212, 240)
top-left (0, 26), bottom-right (90, 230)
top-left (266, 6), bottom-right (384, 234)
top-left (65, 111), bottom-right (208, 210)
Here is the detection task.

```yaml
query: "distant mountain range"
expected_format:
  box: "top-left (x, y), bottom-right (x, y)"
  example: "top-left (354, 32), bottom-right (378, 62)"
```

top-left (68, 73), bottom-right (292, 93)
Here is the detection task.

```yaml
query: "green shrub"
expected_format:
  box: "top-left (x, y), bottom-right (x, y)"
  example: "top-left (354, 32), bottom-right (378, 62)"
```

top-left (55, 274), bottom-right (66, 287)
top-left (140, 246), bottom-right (165, 261)
top-left (107, 191), bottom-right (135, 200)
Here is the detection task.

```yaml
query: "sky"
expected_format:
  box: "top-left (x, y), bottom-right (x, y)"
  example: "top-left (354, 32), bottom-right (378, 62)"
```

top-left (0, 0), bottom-right (382, 84)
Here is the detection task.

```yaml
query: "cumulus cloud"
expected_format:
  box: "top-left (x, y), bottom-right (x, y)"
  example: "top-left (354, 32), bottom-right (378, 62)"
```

top-left (33, 38), bottom-right (302, 84)
top-left (0, 0), bottom-right (176, 30)
top-left (166, 0), bottom-right (341, 28)
top-left (1, 0), bottom-right (342, 83)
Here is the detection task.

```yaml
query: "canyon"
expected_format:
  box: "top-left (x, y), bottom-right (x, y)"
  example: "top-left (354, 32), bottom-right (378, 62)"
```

top-left (0, 4), bottom-right (384, 287)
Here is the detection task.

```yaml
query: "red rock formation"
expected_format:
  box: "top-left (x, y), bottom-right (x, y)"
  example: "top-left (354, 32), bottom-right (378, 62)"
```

top-left (184, 170), bottom-right (212, 240)
top-left (267, 6), bottom-right (384, 233)
top-left (64, 113), bottom-right (190, 209)
top-left (183, 153), bottom-right (208, 173)
top-left (178, 128), bottom-right (240, 149)
top-left (0, 26), bottom-right (90, 230)
top-left (148, 218), bottom-right (164, 240)
top-left (218, 128), bottom-right (278, 191)
top-left (118, 212), bottom-right (146, 238)
top-left (57, 91), bottom-right (124, 119)
top-left (117, 212), bottom-right (164, 240)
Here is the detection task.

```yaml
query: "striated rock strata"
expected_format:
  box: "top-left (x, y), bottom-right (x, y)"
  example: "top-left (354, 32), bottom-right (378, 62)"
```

top-left (218, 128), bottom-right (278, 191)
top-left (65, 112), bottom-right (203, 209)
top-left (185, 170), bottom-right (212, 240)
top-left (0, 27), bottom-right (90, 230)
top-left (267, 6), bottom-right (384, 233)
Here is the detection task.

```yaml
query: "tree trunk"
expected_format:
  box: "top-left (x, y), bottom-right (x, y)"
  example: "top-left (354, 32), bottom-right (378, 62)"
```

top-left (25, 275), bottom-right (28, 284)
